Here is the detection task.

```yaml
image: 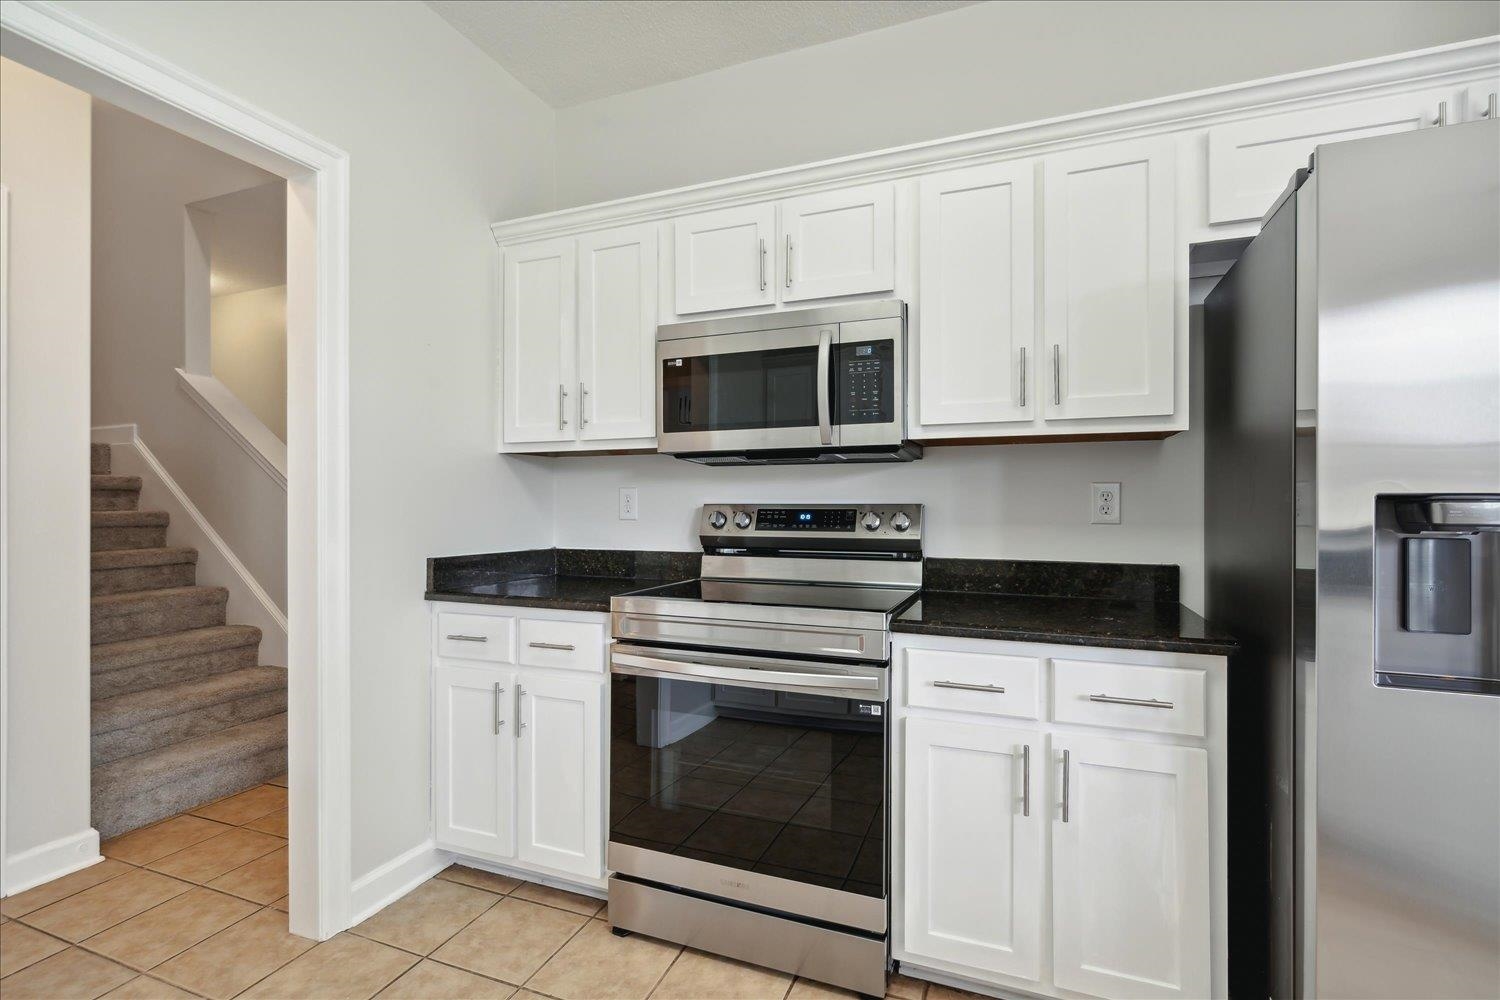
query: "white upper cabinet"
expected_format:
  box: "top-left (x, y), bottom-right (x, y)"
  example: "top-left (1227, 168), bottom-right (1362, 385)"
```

top-left (516, 671), bottom-right (603, 879)
top-left (1207, 86), bottom-right (1454, 224)
top-left (673, 203), bottom-right (776, 314)
top-left (903, 716), bottom-right (1043, 982)
top-left (434, 664), bottom-right (515, 859)
top-left (917, 161), bottom-right (1036, 427)
top-left (780, 183), bottom-right (896, 302)
top-left (1042, 137), bottom-right (1176, 422)
top-left (1052, 734), bottom-right (1211, 1000)
top-left (503, 238), bottom-right (576, 444)
top-left (578, 224), bottom-right (658, 442)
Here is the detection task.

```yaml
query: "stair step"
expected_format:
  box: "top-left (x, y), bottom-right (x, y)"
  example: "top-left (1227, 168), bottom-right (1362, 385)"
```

top-left (92, 666), bottom-right (287, 766)
top-left (93, 625), bottom-right (262, 699)
top-left (91, 586), bottom-right (227, 645)
top-left (92, 442), bottom-right (111, 475)
top-left (92, 546), bottom-right (199, 596)
top-left (91, 474), bottom-right (143, 512)
top-left (92, 713), bottom-right (287, 840)
top-left (93, 509), bottom-right (170, 551)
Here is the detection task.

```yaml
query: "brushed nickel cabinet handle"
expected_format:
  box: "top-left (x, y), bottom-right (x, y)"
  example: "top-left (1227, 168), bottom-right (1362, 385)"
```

top-left (493, 682), bottom-right (505, 735)
top-left (516, 684), bottom-right (526, 736)
top-left (1434, 100), bottom-right (1449, 126)
top-left (558, 384), bottom-right (569, 430)
top-left (1061, 748), bottom-right (1071, 823)
top-left (1089, 693), bottom-right (1174, 710)
top-left (445, 634), bottom-right (488, 642)
top-left (759, 239), bottom-right (767, 291)
top-left (528, 641), bottom-right (575, 651)
top-left (1485, 93), bottom-right (1497, 119)
top-left (933, 680), bottom-right (1006, 693)
top-left (580, 381), bottom-right (588, 427)
top-left (785, 235), bottom-right (793, 289)
top-left (1052, 344), bottom-right (1061, 406)
top-left (1022, 744), bottom-right (1031, 818)
top-left (1018, 347), bottom-right (1027, 407)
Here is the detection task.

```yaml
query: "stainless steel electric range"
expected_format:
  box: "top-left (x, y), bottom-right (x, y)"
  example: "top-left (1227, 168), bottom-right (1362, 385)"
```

top-left (606, 503), bottom-right (923, 998)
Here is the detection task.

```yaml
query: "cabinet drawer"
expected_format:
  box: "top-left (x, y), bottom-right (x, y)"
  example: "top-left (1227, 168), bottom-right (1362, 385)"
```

top-left (518, 618), bottom-right (604, 673)
top-left (904, 647), bottom-right (1040, 719)
top-left (1051, 658), bottom-right (1205, 737)
top-left (436, 612), bottom-right (514, 662)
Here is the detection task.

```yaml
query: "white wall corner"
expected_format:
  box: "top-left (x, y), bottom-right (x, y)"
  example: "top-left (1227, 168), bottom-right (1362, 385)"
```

top-left (174, 368), bottom-right (287, 489)
top-left (95, 425), bottom-right (289, 665)
top-left (349, 840), bottom-right (451, 926)
top-left (3, 828), bottom-right (101, 898)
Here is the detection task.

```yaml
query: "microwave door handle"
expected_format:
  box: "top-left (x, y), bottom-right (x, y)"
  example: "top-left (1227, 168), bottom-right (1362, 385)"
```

top-left (817, 328), bottom-right (833, 446)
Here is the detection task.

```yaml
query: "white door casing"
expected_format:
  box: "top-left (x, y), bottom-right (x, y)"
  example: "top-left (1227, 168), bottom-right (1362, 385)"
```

top-left (578, 224), bottom-right (657, 441)
top-left (780, 182), bottom-right (896, 303)
top-left (503, 237), bottom-right (576, 444)
top-left (673, 203), bottom-right (776, 315)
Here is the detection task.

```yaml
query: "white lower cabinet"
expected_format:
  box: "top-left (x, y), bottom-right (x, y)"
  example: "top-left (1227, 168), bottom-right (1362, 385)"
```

top-left (516, 672), bottom-right (603, 876)
top-left (434, 664), bottom-right (516, 858)
top-left (903, 717), bottom-right (1043, 982)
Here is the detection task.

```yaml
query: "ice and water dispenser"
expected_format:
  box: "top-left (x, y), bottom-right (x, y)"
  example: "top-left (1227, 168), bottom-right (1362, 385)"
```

top-left (1375, 495), bottom-right (1500, 695)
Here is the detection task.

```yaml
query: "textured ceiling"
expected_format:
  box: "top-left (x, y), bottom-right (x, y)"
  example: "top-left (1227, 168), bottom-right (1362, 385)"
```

top-left (425, 0), bottom-right (977, 107)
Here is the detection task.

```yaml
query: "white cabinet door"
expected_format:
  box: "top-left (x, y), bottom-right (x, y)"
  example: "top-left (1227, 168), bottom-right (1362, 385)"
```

top-left (1463, 78), bottom-right (1499, 122)
top-left (1207, 86), bottom-right (1452, 224)
top-left (917, 161), bottom-right (1036, 427)
top-left (779, 183), bottom-right (895, 302)
top-left (1052, 734), bottom-right (1210, 1000)
top-left (903, 717), bottom-right (1043, 982)
top-left (673, 204), bottom-right (776, 315)
top-left (578, 224), bottom-right (658, 442)
top-left (1042, 137), bottom-right (1176, 422)
top-left (517, 672), bottom-right (603, 878)
top-left (434, 664), bottom-right (515, 859)
top-left (503, 238), bottom-right (576, 443)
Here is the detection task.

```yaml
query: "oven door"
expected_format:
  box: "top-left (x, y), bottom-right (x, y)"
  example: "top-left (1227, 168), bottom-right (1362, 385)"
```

top-left (608, 644), bottom-right (888, 933)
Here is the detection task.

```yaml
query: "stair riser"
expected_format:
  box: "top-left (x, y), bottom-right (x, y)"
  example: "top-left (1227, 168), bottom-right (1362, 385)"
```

top-left (92, 491), bottom-right (142, 512)
top-left (92, 601), bottom-right (226, 645)
top-left (93, 690), bottom-right (287, 766)
top-left (92, 443), bottom-right (111, 475)
top-left (93, 744), bottom-right (286, 840)
top-left (92, 563), bottom-right (197, 596)
top-left (93, 526), bottom-right (168, 551)
top-left (93, 643), bottom-right (259, 699)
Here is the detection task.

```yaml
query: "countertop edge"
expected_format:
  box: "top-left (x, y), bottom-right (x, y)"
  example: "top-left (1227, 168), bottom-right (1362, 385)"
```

top-left (425, 591), bottom-right (613, 614)
top-left (890, 620), bottom-right (1237, 657)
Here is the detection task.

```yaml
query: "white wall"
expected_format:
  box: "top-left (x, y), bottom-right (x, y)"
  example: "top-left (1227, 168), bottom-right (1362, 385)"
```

top-left (555, 0), bottom-right (1500, 205)
top-left (92, 101), bottom-right (291, 608)
top-left (1, 58), bottom-right (95, 885)
top-left (56, 0), bottom-right (557, 881)
top-left (212, 284), bottom-right (287, 441)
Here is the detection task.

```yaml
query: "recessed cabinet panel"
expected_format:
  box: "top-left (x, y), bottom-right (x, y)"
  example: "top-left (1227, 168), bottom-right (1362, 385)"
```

top-left (674, 204), bottom-right (776, 314)
top-left (1042, 138), bottom-right (1176, 421)
top-left (517, 672), bottom-right (603, 878)
top-left (503, 238), bottom-right (576, 443)
top-left (434, 665), bottom-right (515, 858)
top-left (918, 161), bottom-right (1036, 426)
top-left (1052, 734), bottom-right (1210, 1000)
top-left (1207, 87), bottom-right (1451, 224)
top-left (578, 225), bottom-right (658, 442)
top-left (780, 183), bottom-right (895, 302)
top-left (904, 717), bottom-right (1043, 981)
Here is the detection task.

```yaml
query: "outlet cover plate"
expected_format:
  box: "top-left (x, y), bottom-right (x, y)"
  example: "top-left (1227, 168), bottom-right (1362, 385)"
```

top-left (619, 487), bottom-right (639, 521)
top-left (1092, 482), bottom-right (1121, 524)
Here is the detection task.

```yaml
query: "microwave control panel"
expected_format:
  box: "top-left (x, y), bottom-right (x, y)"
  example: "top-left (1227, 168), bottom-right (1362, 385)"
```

top-left (837, 340), bottom-right (895, 424)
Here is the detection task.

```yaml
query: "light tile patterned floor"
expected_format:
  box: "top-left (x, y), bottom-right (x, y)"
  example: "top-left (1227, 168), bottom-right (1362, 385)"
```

top-left (0, 780), bottom-right (974, 1000)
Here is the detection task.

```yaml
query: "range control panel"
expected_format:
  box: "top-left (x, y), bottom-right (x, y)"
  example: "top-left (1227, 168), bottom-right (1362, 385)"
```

top-left (698, 503), bottom-right (923, 547)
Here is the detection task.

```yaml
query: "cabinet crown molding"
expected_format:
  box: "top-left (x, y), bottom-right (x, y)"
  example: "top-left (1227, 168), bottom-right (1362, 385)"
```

top-left (491, 35), bottom-right (1498, 246)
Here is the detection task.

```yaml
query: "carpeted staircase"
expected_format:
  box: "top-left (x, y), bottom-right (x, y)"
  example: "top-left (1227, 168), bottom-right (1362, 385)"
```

top-left (90, 442), bottom-right (287, 839)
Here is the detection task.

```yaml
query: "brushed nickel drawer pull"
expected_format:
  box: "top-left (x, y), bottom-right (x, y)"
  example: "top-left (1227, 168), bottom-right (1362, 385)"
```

top-left (1089, 693), bottom-right (1174, 710)
top-left (446, 634), bottom-right (488, 642)
top-left (529, 641), bottom-right (576, 651)
top-left (933, 680), bottom-right (1007, 693)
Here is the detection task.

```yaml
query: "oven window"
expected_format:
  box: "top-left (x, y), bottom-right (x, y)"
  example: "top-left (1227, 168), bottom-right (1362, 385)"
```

top-left (661, 346), bottom-right (823, 434)
top-left (610, 674), bottom-right (885, 898)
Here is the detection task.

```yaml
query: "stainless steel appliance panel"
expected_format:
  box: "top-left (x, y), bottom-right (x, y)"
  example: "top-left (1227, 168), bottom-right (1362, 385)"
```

top-left (1313, 121), bottom-right (1500, 998)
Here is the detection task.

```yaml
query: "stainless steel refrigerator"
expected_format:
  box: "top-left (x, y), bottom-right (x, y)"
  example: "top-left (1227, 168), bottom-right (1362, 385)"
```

top-left (1204, 120), bottom-right (1499, 998)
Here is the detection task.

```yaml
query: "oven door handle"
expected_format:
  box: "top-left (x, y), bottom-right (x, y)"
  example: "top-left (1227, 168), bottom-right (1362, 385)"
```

top-left (611, 650), bottom-right (879, 693)
top-left (816, 327), bottom-right (834, 446)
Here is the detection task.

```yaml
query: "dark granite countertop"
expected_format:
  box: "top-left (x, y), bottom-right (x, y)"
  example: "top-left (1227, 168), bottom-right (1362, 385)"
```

top-left (425, 548), bottom-right (700, 614)
top-left (893, 590), bottom-right (1236, 655)
top-left (426, 573), bottom-right (667, 614)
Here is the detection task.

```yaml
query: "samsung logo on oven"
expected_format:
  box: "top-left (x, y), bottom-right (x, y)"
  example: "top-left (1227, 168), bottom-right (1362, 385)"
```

top-left (720, 877), bottom-right (747, 889)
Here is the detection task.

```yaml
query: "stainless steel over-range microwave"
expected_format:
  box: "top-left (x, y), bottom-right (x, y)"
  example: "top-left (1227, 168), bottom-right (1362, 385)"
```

top-left (655, 300), bottom-right (920, 465)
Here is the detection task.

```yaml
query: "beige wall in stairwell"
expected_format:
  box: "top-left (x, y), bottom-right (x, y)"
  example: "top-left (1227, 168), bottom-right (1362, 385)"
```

top-left (0, 58), bottom-right (95, 874)
top-left (90, 100), bottom-right (290, 611)
top-left (212, 285), bottom-right (288, 443)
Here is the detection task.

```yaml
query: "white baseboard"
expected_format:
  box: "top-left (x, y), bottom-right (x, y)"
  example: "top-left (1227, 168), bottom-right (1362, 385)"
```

top-left (3, 828), bottom-right (102, 897)
top-left (92, 424), bottom-right (288, 666)
top-left (349, 840), bottom-right (451, 926)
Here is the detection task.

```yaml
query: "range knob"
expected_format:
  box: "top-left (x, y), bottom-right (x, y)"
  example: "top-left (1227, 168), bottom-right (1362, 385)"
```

top-left (891, 511), bottom-right (912, 533)
top-left (862, 511), bottom-right (882, 532)
top-left (734, 511), bottom-right (753, 530)
top-left (708, 510), bottom-right (728, 530)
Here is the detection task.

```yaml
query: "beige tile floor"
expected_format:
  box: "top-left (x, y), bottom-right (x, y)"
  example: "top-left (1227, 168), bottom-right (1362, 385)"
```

top-left (1, 780), bottom-right (976, 1000)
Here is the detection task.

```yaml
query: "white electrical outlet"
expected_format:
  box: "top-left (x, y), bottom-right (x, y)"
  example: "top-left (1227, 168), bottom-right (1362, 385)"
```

top-left (619, 487), bottom-right (638, 521)
top-left (1091, 482), bottom-right (1121, 524)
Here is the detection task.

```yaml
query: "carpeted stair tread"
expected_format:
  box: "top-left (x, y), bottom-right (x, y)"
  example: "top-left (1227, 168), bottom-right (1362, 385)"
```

top-left (92, 626), bottom-right (263, 700)
top-left (93, 546), bottom-right (198, 570)
top-left (91, 474), bottom-right (142, 491)
top-left (92, 624), bottom-right (262, 671)
top-left (91, 585), bottom-right (228, 645)
top-left (93, 665), bottom-right (287, 734)
top-left (91, 474), bottom-right (143, 511)
top-left (92, 442), bottom-right (111, 474)
top-left (92, 509), bottom-right (169, 528)
top-left (92, 713), bottom-right (287, 839)
top-left (91, 547), bottom-right (199, 595)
